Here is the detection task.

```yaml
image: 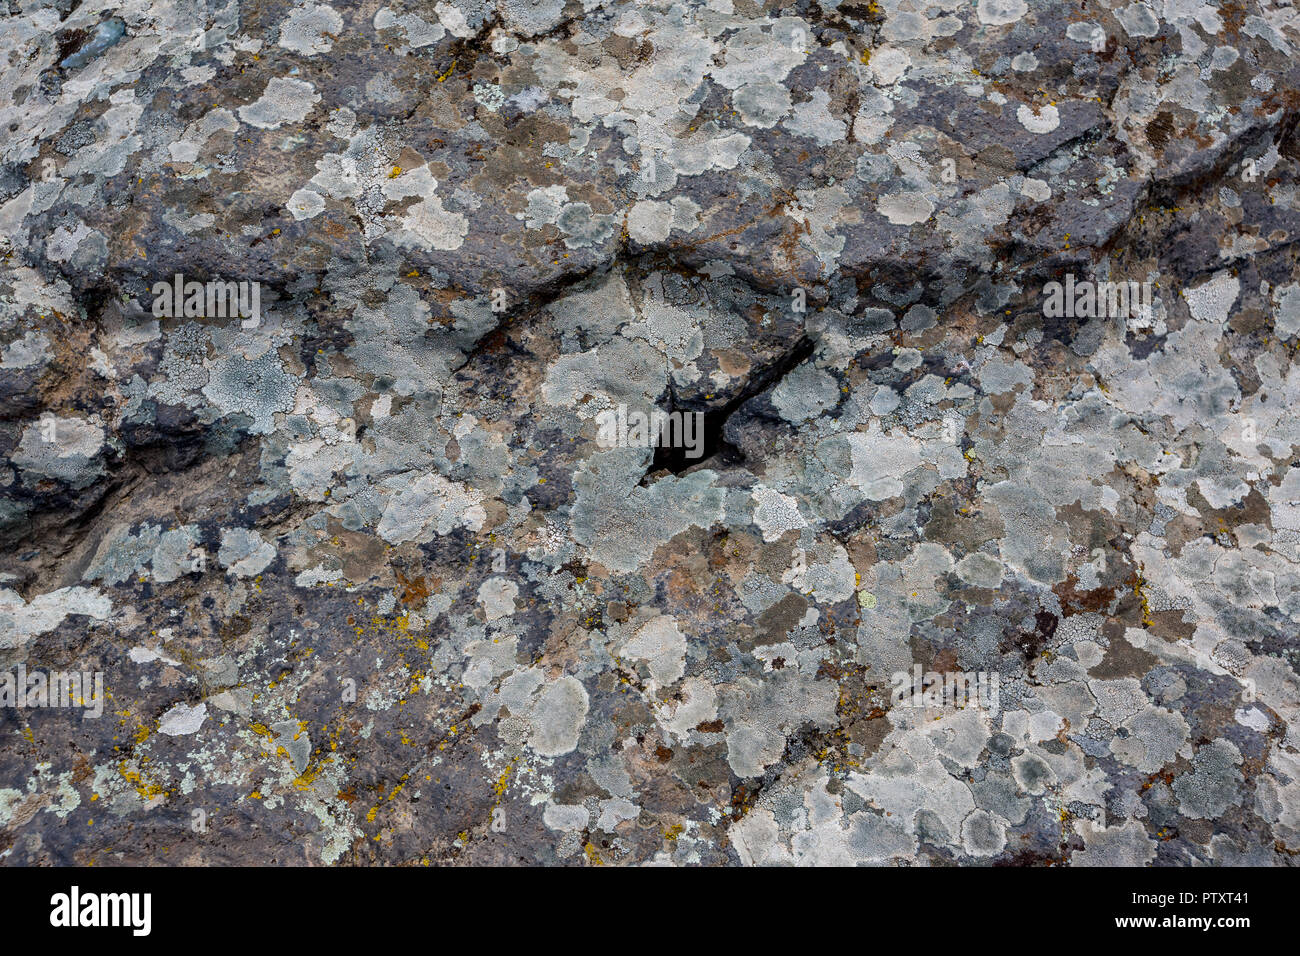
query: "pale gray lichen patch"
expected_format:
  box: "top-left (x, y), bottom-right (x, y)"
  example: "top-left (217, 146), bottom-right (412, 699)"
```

top-left (0, 587), bottom-right (111, 650)
top-left (279, 4), bottom-right (344, 56)
top-left (12, 417), bottom-right (106, 489)
top-left (1173, 739), bottom-right (1245, 819)
top-left (201, 351), bottom-right (299, 435)
top-left (237, 76), bottom-right (322, 129)
top-left (218, 528), bottom-right (277, 577)
top-left (158, 702), bottom-right (208, 736)
top-left (527, 676), bottom-right (589, 757)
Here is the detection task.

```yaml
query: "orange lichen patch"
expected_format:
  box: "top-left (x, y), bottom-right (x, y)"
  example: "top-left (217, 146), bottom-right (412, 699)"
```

top-left (396, 569), bottom-right (430, 607)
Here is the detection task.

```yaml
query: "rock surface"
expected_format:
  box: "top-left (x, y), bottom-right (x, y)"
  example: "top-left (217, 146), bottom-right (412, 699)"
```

top-left (2, 0), bottom-right (1300, 865)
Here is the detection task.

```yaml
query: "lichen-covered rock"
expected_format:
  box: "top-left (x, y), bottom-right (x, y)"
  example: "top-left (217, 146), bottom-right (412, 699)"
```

top-left (2, 0), bottom-right (1300, 866)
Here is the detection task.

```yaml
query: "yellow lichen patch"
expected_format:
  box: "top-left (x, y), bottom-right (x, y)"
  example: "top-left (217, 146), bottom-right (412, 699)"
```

top-left (386, 774), bottom-right (409, 801)
top-left (118, 762), bottom-right (167, 801)
top-left (493, 760), bottom-right (516, 798)
top-left (1131, 567), bottom-right (1155, 627)
top-left (292, 762), bottom-right (324, 791)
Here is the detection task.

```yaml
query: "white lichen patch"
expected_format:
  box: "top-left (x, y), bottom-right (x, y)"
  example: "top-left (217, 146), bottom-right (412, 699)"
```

top-left (527, 676), bottom-right (589, 757)
top-left (1184, 271), bottom-right (1240, 324)
top-left (877, 192), bottom-right (935, 226)
top-left (1016, 103), bottom-right (1060, 134)
top-left (237, 77), bottom-right (321, 129)
top-left (374, 8), bottom-right (445, 47)
top-left (0, 587), bottom-right (112, 650)
top-left (398, 195), bottom-right (469, 251)
top-left (752, 487), bottom-right (806, 542)
top-left (159, 702), bottom-right (208, 736)
top-left (477, 576), bottom-right (520, 621)
top-left (279, 4), bottom-right (344, 56)
top-left (376, 473), bottom-right (487, 543)
top-left (11, 416), bottom-right (105, 488)
top-left (977, 0), bottom-right (1029, 26)
top-left (218, 528), bottom-right (277, 577)
top-left (622, 616), bottom-right (688, 686)
top-left (287, 187), bottom-right (326, 220)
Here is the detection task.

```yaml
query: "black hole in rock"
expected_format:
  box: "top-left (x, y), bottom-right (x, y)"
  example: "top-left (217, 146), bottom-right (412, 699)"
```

top-left (640, 334), bottom-right (816, 484)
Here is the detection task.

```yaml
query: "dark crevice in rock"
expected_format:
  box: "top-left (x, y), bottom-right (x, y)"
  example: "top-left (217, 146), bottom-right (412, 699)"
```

top-left (1022, 123), bottom-right (1109, 176)
top-left (641, 334), bottom-right (816, 484)
top-left (449, 261), bottom-right (609, 374)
